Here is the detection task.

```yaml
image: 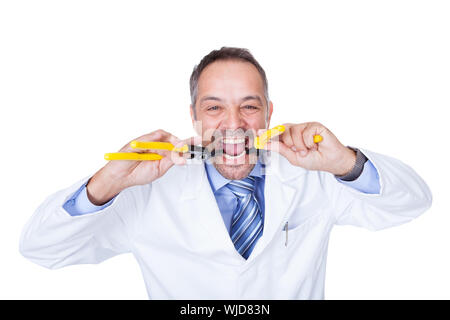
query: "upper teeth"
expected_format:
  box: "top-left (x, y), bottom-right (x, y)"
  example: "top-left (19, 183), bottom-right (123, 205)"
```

top-left (223, 138), bottom-right (245, 144)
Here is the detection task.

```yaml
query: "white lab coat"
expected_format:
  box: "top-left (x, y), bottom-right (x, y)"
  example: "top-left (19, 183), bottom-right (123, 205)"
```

top-left (20, 149), bottom-right (432, 299)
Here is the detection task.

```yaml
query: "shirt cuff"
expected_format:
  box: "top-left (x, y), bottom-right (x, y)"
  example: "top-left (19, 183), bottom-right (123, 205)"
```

top-left (336, 159), bottom-right (381, 194)
top-left (334, 147), bottom-right (367, 181)
top-left (63, 181), bottom-right (117, 216)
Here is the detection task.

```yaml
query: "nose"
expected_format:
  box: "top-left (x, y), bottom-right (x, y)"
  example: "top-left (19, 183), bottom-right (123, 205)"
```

top-left (221, 107), bottom-right (246, 131)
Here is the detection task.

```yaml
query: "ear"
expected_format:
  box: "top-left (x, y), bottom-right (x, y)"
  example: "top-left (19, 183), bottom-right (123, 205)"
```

top-left (190, 104), bottom-right (195, 124)
top-left (266, 100), bottom-right (274, 128)
top-left (190, 104), bottom-right (202, 135)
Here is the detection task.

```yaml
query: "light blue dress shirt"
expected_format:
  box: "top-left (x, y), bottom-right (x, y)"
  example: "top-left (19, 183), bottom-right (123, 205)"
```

top-left (204, 159), bottom-right (266, 234)
top-left (63, 157), bottom-right (381, 232)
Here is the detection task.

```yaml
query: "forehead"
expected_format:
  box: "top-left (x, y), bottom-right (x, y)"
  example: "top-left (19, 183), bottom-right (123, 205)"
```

top-left (197, 60), bottom-right (265, 100)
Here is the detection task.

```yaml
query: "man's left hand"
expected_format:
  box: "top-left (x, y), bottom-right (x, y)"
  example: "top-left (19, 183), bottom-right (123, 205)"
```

top-left (264, 122), bottom-right (357, 176)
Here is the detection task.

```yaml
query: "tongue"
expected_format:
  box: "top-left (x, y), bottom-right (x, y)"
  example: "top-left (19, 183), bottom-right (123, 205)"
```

top-left (223, 143), bottom-right (245, 156)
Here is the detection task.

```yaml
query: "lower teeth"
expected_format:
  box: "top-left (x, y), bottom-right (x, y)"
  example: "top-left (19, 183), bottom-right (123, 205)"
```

top-left (224, 149), bottom-right (246, 159)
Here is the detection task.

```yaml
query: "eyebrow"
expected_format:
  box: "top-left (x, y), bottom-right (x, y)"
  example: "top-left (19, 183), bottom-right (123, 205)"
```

top-left (241, 95), bottom-right (263, 105)
top-left (199, 95), bottom-right (263, 105)
top-left (199, 96), bottom-right (223, 104)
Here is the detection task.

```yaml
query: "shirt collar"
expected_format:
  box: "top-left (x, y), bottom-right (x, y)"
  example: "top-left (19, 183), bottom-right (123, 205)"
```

top-left (204, 158), bottom-right (265, 193)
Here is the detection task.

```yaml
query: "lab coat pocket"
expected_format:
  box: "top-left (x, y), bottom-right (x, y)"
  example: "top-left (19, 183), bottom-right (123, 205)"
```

top-left (272, 209), bottom-right (332, 274)
top-left (265, 210), bottom-right (331, 298)
top-left (252, 211), bottom-right (329, 295)
top-left (247, 210), bottom-right (332, 298)
top-left (278, 210), bottom-right (327, 250)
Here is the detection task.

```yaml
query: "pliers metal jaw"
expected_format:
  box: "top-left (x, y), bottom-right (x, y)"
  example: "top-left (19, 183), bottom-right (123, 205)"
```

top-left (186, 145), bottom-right (209, 160)
top-left (186, 145), bottom-right (220, 160)
top-left (186, 145), bottom-right (261, 160)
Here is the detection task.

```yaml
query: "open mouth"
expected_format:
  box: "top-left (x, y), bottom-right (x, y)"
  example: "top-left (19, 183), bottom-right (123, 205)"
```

top-left (221, 136), bottom-right (250, 159)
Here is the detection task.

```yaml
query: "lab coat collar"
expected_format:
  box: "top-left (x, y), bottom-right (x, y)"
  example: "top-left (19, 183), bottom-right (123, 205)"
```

top-left (203, 157), bottom-right (266, 194)
top-left (181, 150), bottom-right (306, 200)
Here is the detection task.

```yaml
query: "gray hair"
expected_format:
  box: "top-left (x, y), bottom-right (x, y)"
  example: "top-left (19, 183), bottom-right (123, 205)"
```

top-left (189, 46), bottom-right (270, 121)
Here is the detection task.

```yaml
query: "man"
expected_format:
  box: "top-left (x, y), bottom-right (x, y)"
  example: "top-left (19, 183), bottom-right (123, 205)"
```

top-left (20, 47), bottom-right (432, 299)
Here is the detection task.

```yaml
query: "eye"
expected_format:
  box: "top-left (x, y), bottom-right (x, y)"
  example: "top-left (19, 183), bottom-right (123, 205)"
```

top-left (243, 105), bottom-right (258, 110)
top-left (207, 105), bottom-right (220, 111)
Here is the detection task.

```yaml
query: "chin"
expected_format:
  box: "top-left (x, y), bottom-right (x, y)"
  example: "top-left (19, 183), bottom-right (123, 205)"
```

top-left (214, 163), bottom-right (255, 180)
top-left (212, 153), bottom-right (258, 180)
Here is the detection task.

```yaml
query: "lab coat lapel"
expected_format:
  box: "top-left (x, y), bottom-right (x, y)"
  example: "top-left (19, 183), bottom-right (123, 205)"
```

top-left (248, 152), bottom-right (306, 260)
top-left (179, 159), bottom-right (243, 262)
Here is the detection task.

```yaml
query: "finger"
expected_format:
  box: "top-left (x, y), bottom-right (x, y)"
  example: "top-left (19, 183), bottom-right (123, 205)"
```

top-left (170, 140), bottom-right (187, 165)
top-left (279, 125), bottom-right (295, 148)
top-left (171, 135), bottom-right (203, 165)
top-left (158, 156), bottom-right (177, 173)
top-left (251, 128), bottom-right (268, 148)
top-left (157, 130), bottom-right (182, 146)
top-left (171, 154), bottom-right (186, 165)
top-left (135, 129), bottom-right (170, 143)
top-left (151, 131), bottom-right (184, 161)
top-left (120, 129), bottom-right (170, 152)
top-left (289, 124), bottom-right (308, 154)
top-left (302, 123), bottom-right (324, 150)
top-left (135, 129), bottom-right (180, 145)
top-left (265, 140), bottom-right (298, 164)
top-left (139, 130), bottom-right (183, 153)
top-left (117, 130), bottom-right (186, 164)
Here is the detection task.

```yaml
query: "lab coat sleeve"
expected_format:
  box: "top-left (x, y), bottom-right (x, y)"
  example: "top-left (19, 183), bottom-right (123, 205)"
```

top-left (19, 174), bottom-right (150, 269)
top-left (326, 148), bottom-right (432, 230)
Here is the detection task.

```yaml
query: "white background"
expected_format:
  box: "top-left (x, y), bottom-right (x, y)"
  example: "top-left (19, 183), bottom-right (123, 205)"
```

top-left (1, 0), bottom-right (449, 299)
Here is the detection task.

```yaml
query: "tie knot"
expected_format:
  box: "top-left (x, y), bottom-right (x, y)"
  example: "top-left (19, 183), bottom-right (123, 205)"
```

top-left (226, 176), bottom-right (256, 197)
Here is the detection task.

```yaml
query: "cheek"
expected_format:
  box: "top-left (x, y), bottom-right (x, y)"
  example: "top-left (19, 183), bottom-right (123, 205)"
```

top-left (199, 113), bottom-right (221, 125)
top-left (200, 123), bottom-right (222, 142)
top-left (193, 115), bottom-right (220, 136)
top-left (245, 114), bottom-right (267, 129)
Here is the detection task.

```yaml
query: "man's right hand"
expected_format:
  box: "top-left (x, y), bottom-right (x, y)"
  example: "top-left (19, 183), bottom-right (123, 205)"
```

top-left (86, 129), bottom-right (188, 206)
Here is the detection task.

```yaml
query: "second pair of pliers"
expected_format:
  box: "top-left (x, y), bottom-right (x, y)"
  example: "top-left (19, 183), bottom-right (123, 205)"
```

top-left (103, 141), bottom-right (209, 161)
top-left (131, 142), bottom-right (213, 160)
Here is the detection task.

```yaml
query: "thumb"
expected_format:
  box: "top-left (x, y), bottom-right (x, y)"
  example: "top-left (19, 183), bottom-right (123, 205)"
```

top-left (254, 128), bottom-right (267, 146)
top-left (171, 136), bottom-right (199, 165)
top-left (170, 140), bottom-right (187, 165)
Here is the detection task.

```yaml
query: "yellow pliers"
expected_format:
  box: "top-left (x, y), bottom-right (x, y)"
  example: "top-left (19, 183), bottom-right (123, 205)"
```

top-left (104, 125), bottom-right (322, 161)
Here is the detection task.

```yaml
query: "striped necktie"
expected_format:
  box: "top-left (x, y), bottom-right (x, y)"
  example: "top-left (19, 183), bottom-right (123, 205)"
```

top-left (226, 176), bottom-right (263, 259)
